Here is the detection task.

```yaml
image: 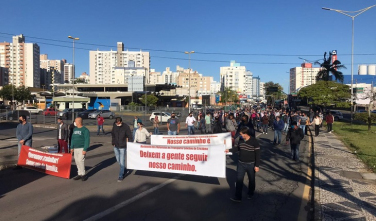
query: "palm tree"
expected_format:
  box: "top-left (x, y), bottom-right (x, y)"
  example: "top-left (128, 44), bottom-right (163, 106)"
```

top-left (315, 52), bottom-right (346, 82)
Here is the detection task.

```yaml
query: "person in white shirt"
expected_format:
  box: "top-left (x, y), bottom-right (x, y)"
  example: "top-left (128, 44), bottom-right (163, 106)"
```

top-left (186, 112), bottom-right (196, 135)
top-left (134, 123), bottom-right (152, 144)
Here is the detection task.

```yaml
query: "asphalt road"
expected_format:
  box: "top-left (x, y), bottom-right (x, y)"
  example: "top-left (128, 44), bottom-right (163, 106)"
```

top-left (0, 125), bottom-right (311, 221)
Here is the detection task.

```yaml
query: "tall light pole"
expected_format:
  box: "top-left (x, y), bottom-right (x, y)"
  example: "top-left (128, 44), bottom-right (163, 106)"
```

top-left (68, 36), bottom-right (79, 120)
top-left (185, 51), bottom-right (194, 113)
top-left (322, 5), bottom-right (376, 124)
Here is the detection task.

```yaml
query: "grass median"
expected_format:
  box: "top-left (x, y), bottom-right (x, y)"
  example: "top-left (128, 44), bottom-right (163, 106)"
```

top-left (333, 121), bottom-right (376, 173)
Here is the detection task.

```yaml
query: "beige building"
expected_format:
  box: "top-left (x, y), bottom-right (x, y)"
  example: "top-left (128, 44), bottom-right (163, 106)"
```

top-left (0, 34), bottom-right (40, 88)
top-left (290, 63), bottom-right (322, 93)
top-left (40, 54), bottom-right (65, 83)
top-left (89, 42), bottom-right (150, 84)
top-left (177, 72), bottom-right (212, 96)
top-left (149, 69), bottom-right (162, 84)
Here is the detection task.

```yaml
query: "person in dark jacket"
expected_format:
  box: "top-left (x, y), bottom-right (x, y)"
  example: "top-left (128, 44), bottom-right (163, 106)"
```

top-left (68, 121), bottom-right (75, 148)
top-left (236, 115), bottom-right (255, 138)
top-left (57, 117), bottom-right (69, 153)
top-left (227, 126), bottom-right (261, 202)
top-left (212, 117), bottom-right (223, 133)
top-left (112, 117), bottom-right (133, 182)
top-left (286, 121), bottom-right (304, 161)
top-left (273, 116), bottom-right (285, 145)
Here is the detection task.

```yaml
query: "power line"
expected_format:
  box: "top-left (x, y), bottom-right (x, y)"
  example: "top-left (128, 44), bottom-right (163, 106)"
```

top-left (0, 31), bottom-right (375, 57)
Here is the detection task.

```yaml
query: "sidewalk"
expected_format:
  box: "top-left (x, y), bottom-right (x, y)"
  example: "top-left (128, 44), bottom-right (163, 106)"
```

top-left (314, 129), bottom-right (376, 220)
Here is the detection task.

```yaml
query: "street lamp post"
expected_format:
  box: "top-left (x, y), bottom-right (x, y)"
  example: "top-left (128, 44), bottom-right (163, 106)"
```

top-left (68, 36), bottom-right (79, 120)
top-left (185, 51), bottom-right (195, 113)
top-left (322, 5), bottom-right (376, 124)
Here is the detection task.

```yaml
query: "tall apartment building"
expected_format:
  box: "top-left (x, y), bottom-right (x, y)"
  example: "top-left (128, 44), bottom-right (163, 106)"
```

top-left (210, 81), bottom-right (221, 94)
top-left (0, 67), bottom-right (9, 86)
top-left (259, 82), bottom-right (265, 99)
top-left (89, 42), bottom-right (150, 84)
top-left (40, 54), bottom-right (65, 83)
top-left (252, 76), bottom-right (260, 98)
top-left (220, 61), bottom-right (246, 93)
top-left (177, 72), bottom-right (212, 96)
top-left (244, 70), bottom-right (253, 98)
top-left (64, 63), bottom-right (74, 83)
top-left (0, 34), bottom-right (40, 88)
top-left (290, 63), bottom-right (321, 93)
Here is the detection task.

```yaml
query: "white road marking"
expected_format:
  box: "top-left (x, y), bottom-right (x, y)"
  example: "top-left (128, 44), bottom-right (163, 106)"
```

top-left (83, 175), bottom-right (181, 221)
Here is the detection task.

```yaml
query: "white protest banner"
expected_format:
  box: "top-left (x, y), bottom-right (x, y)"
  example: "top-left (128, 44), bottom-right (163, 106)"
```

top-left (151, 133), bottom-right (232, 149)
top-left (127, 143), bottom-right (226, 178)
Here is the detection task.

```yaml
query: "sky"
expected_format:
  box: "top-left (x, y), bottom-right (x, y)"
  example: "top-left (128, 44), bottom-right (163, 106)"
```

top-left (1, 0), bottom-right (375, 93)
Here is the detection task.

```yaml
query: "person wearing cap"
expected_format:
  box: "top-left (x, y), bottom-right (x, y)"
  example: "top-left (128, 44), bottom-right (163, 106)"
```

top-left (286, 121), bottom-right (304, 161)
top-left (134, 122), bottom-right (152, 144)
top-left (57, 117), bottom-right (69, 153)
top-left (167, 112), bottom-right (180, 135)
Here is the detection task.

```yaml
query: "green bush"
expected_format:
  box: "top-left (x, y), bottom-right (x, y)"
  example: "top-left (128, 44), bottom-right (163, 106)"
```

top-left (354, 113), bottom-right (376, 123)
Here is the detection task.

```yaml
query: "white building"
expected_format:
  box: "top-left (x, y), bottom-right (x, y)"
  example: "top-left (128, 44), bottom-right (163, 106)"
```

top-left (244, 70), bottom-right (253, 99)
top-left (220, 61), bottom-right (247, 93)
top-left (114, 67), bottom-right (146, 91)
top-left (89, 42), bottom-right (150, 84)
top-left (0, 34), bottom-right (40, 88)
top-left (290, 63), bottom-right (321, 93)
top-left (260, 82), bottom-right (265, 100)
top-left (78, 72), bottom-right (90, 83)
top-left (210, 81), bottom-right (221, 94)
top-left (149, 69), bottom-right (162, 84)
top-left (64, 63), bottom-right (74, 83)
top-left (252, 76), bottom-right (260, 98)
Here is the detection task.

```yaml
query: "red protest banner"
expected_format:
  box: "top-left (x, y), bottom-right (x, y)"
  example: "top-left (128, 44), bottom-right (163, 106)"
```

top-left (17, 145), bottom-right (72, 179)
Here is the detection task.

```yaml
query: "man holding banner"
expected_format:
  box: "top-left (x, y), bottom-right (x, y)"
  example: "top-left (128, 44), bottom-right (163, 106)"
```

top-left (70, 117), bottom-right (90, 181)
top-left (15, 115), bottom-right (33, 169)
top-left (227, 127), bottom-right (261, 202)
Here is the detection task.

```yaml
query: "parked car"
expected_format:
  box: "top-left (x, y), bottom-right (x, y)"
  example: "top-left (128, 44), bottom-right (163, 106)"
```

top-left (0, 110), bottom-right (30, 120)
top-left (88, 110), bottom-right (115, 119)
top-left (356, 110), bottom-right (367, 113)
top-left (21, 106), bottom-right (43, 114)
top-left (330, 110), bottom-right (344, 121)
top-left (149, 112), bottom-right (171, 123)
top-left (78, 109), bottom-right (98, 119)
top-left (43, 108), bottom-right (58, 116)
top-left (58, 108), bottom-right (86, 119)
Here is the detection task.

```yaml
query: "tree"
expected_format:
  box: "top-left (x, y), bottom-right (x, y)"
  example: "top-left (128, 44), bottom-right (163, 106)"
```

top-left (15, 85), bottom-right (32, 102)
top-left (0, 85), bottom-right (14, 101)
top-left (264, 81), bottom-right (284, 107)
top-left (219, 87), bottom-right (238, 105)
top-left (298, 81), bottom-right (350, 109)
top-left (139, 94), bottom-right (158, 107)
top-left (315, 52), bottom-right (346, 82)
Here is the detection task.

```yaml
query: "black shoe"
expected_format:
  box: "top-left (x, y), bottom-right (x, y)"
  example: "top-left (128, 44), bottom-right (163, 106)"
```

top-left (13, 165), bottom-right (22, 170)
top-left (81, 175), bottom-right (88, 181)
top-left (73, 175), bottom-right (82, 180)
top-left (230, 197), bottom-right (241, 203)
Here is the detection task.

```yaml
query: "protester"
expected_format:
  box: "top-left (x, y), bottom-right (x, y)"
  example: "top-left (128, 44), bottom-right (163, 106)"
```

top-left (313, 115), bottom-right (322, 137)
top-left (256, 113), bottom-right (261, 132)
top-left (15, 115), bottom-right (33, 169)
top-left (70, 117), bottom-right (90, 181)
top-left (286, 121), bottom-right (304, 161)
top-left (134, 122), bottom-right (152, 144)
top-left (167, 112), bottom-right (180, 135)
top-left (226, 113), bottom-right (237, 139)
top-left (273, 116), bottom-right (285, 145)
top-left (132, 116), bottom-right (142, 139)
top-left (153, 115), bottom-right (160, 135)
top-left (186, 112), bottom-right (196, 135)
top-left (261, 113), bottom-right (269, 134)
top-left (283, 112), bottom-right (290, 134)
top-left (199, 116), bottom-right (206, 134)
top-left (111, 117), bottom-right (133, 182)
top-left (309, 109), bottom-right (315, 122)
top-left (228, 127), bottom-right (260, 202)
top-left (319, 112), bottom-right (324, 128)
top-left (205, 112), bottom-right (212, 134)
top-left (299, 113), bottom-right (308, 135)
top-left (325, 112), bottom-right (334, 133)
top-left (212, 116), bottom-right (223, 133)
top-left (57, 117), bottom-right (69, 153)
top-left (96, 114), bottom-right (105, 135)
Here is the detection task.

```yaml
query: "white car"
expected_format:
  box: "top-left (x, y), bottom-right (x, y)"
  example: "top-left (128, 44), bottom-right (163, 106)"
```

top-left (22, 106), bottom-right (43, 114)
top-left (149, 112), bottom-right (171, 123)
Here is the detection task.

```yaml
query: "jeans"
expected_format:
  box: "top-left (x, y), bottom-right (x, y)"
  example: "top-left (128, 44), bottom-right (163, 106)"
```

top-left (291, 144), bottom-right (300, 161)
top-left (114, 147), bottom-right (126, 178)
top-left (17, 140), bottom-right (32, 158)
top-left (274, 130), bottom-right (282, 144)
top-left (168, 130), bottom-right (177, 135)
top-left (327, 123), bottom-right (332, 132)
top-left (300, 125), bottom-right (306, 135)
top-left (315, 125), bottom-right (320, 136)
top-left (97, 125), bottom-right (105, 135)
top-left (188, 125), bottom-right (195, 135)
top-left (262, 124), bottom-right (268, 133)
top-left (154, 127), bottom-right (159, 135)
top-left (235, 161), bottom-right (256, 200)
top-left (133, 128), bottom-right (138, 139)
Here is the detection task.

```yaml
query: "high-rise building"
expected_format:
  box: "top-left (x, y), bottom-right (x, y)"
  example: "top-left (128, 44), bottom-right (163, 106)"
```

top-left (220, 61), bottom-right (247, 93)
top-left (177, 72), bottom-right (212, 96)
top-left (252, 76), bottom-right (260, 98)
top-left (0, 67), bottom-right (9, 86)
top-left (210, 81), bottom-right (221, 94)
top-left (64, 63), bottom-right (74, 83)
top-left (89, 42), bottom-right (150, 84)
top-left (0, 34), bottom-right (40, 88)
top-left (244, 70), bottom-right (253, 98)
top-left (40, 54), bottom-right (65, 83)
top-left (260, 82), bottom-right (265, 100)
top-left (290, 63), bottom-right (321, 93)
